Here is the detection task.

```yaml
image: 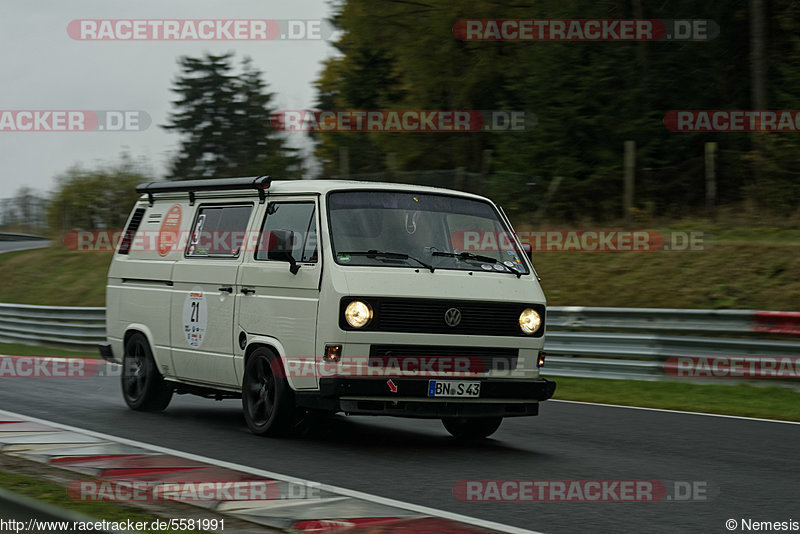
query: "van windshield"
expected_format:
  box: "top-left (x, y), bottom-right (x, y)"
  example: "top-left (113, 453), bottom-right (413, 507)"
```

top-left (327, 191), bottom-right (529, 275)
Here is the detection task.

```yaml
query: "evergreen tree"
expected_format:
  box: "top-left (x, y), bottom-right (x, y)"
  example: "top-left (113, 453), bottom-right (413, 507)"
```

top-left (164, 53), bottom-right (301, 180)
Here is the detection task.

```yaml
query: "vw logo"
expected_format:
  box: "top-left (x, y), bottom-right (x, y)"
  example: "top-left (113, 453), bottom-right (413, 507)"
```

top-left (444, 308), bottom-right (462, 327)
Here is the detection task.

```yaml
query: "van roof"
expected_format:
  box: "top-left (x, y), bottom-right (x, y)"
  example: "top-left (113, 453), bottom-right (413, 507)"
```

top-left (270, 179), bottom-right (485, 198)
top-left (137, 177), bottom-right (489, 202)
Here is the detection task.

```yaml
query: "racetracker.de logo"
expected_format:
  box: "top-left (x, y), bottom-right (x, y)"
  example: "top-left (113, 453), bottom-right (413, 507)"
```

top-left (453, 480), bottom-right (713, 502)
top-left (0, 110), bottom-right (150, 132)
top-left (67, 19), bottom-right (333, 41)
top-left (453, 19), bottom-right (718, 41)
top-left (664, 356), bottom-right (800, 378)
top-left (270, 110), bottom-right (535, 132)
top-left (450, 230), bottom-right (706, 253)
top-left (0, 356), bottom-right (109, 378)
top-left (67, 480), bottom-right (294, 502)
top-left (62, 229), bottom-right (707, 253)
top-left (664, 110), bottom-right (800, 132)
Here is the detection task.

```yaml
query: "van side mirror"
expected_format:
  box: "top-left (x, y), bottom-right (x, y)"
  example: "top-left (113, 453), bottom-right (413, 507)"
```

top-left (267, 230), bottom-right (300, 274)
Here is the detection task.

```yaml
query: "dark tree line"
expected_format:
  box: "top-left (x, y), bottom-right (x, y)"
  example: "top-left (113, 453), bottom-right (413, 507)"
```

top-left (314, 0), bottom-right (800, 220)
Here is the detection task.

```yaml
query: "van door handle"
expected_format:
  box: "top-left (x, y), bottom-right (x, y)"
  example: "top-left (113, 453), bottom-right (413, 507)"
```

top-left (241, 288), bottom-right (256, 295)
top-left (218, 286), bottom-right (233, 294)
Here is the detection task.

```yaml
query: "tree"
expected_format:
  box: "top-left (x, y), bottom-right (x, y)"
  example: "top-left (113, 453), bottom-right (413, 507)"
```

top-left (314, 0), bottom-right (514, 177)
top-left (164, 53), bottom-right (301, 180)
top-left (48, 154), bottom-right (150, 234)
top-left (316, 0), bottom-right (800, 220)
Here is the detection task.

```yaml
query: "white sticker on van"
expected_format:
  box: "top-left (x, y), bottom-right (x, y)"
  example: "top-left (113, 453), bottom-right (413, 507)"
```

top-left (182, 286), bottom-right (207, 348)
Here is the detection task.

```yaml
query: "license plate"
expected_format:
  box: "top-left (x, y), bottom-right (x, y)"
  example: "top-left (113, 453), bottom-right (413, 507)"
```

top-left (427, 380), bottom-right (480, 398)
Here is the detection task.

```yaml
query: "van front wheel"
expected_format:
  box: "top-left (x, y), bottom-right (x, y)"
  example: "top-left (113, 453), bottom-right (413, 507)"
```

top-left (442, 416), bottom-right (503, 439)
top-left (242, 349), bottom-right (295, 437)
top-left (121, 333), bottom-right (173, 412)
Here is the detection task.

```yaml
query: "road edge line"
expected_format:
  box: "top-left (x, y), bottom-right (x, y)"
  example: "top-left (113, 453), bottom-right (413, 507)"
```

top-left (0, 408), bottom-right (546, 534)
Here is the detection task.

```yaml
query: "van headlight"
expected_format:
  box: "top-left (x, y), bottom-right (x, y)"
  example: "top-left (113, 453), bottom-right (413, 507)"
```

top-left (519, 308), bottom-right (541, 335)
top-left (344, 300), bottom-right (373, 328)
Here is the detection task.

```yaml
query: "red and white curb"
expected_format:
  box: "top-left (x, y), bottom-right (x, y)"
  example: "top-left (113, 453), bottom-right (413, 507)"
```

top-left (0, 409), bottom-right (542, 534)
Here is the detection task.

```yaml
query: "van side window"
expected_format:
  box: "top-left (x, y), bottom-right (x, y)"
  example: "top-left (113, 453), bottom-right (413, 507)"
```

top-left (186, 204), bottom-right (252, 258)
top-left (256, 202), bottom-right (318, 263)
top-left (117, 207), bottom-right (146, 255)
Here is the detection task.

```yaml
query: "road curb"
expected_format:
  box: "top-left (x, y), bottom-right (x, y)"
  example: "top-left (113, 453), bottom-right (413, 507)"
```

top-left (0, 410), bottom-right (535, 534)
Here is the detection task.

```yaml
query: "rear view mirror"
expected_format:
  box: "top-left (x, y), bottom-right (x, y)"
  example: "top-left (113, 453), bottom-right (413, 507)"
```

top-left (266, 230), bottom-right (300, 274)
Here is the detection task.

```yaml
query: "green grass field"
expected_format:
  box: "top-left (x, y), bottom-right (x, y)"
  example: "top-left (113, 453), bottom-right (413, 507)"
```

top-left (0, 470), bottom-right (207, 533)
top-left (528, 221), bottom-right (800, 310)
top-left (551, 376), bottom-right (800, 421)
top-left (0, 247), bottom-right (111, 306)
top-left (0, 343), bottom-right (97, 358)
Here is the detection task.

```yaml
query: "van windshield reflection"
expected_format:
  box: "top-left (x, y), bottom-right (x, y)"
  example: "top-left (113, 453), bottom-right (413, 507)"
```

top-left (328, 191), bottom-right (528, 274)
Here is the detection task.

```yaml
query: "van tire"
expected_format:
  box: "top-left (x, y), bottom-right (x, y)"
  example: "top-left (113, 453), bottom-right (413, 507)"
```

top-left (442, 416), bottom-right (503, 439)
top-left (242, 348), bottom-right (295, 437)
top-left (121, 332), bottom-right (173, 412)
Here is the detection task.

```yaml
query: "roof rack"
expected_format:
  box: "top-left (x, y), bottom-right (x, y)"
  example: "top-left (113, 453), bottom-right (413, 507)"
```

top-left (136, 176), bottom-right (272, 206)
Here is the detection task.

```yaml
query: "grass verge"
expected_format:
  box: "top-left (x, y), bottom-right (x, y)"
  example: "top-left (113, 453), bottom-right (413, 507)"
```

top-left (0, 343), bottom-right (96, 359)
top-left (0, 470), bottom-right (205, 533)
top-left (535, 240), bottom-right (800, 310)
top-left (552, 376), bottom-right (800, 421)
top-left (0, 247), bottom-right (111, 306)
top-left (0, 221), bottom-right (800, 309)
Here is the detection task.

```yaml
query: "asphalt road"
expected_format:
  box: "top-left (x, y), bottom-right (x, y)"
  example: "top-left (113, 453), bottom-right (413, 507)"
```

top-left (0, 372), bottom-right (797, 534)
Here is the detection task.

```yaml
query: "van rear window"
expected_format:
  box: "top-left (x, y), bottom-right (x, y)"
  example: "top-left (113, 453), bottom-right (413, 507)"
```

top-left (117, 207), bottom-right (146, 255)
top-left (186, 204), bottom-right (252, 258)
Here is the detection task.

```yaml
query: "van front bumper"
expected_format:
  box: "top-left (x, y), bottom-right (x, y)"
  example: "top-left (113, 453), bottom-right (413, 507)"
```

top-left (295, 377), bottom-right (556, 418)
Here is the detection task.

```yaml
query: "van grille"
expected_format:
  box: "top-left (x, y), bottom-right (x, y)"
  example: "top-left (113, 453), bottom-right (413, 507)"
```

top-left (340, 298), bottom-right (545, 337)
top-left (369, 345), bottom-right (519, 372)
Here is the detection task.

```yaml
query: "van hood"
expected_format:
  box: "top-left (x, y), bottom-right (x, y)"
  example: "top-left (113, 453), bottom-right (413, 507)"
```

top-left (338, 267), bottom-right (546, 304)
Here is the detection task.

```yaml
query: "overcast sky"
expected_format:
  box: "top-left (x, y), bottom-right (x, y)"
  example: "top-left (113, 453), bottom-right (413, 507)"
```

top-left (0, 0), bottom-right (337, 197)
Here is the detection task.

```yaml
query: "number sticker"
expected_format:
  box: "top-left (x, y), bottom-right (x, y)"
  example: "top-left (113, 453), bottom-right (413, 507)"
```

top-left (182, 286), bottom-right (207, 348)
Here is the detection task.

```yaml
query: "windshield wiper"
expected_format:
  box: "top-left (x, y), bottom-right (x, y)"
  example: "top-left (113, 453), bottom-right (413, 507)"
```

top-left (341, 250), bottom-right (435, 273)
top-left (432, 251), bottom-right (522, 278)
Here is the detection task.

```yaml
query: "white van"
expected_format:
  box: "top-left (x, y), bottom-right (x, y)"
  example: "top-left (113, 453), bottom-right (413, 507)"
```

top-left (100, 177), bottom-right (555, 438)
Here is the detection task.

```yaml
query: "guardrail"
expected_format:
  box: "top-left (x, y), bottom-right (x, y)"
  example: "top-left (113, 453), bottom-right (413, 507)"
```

top-left (544, 307), bottom-right (800, 380)
top-left (0, 232), bottom-right (48, 241)
top-left (0, 303), bottom-right (798, 381)
top-left (0, 303), bottom-right (105, 347)
top-left (547, 306), bottom-right (800, 336)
